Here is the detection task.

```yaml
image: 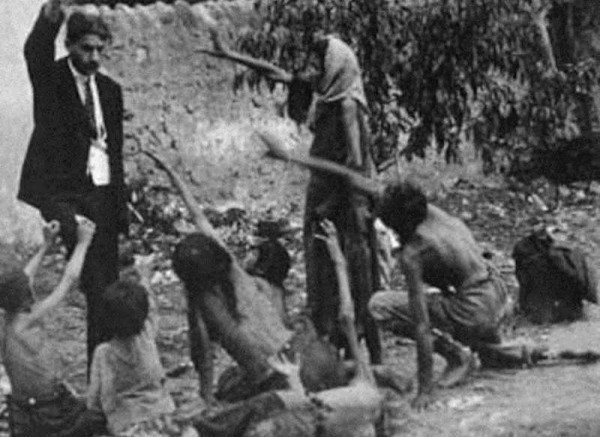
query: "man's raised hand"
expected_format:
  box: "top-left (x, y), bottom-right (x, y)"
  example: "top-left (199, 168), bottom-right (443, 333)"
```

top-left (43, 0), bottom-right (66, 22)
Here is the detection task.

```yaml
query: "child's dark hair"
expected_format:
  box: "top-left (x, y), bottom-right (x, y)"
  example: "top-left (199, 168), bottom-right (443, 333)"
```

top-left (103, 281), bottom-right (149, 338)
top-left (172, 233), bottom-right (239, 319)
top-left (66, 12), bottom-right (111, 44)
top-left (248, 240), bottom-right (291, 287)
top-left (377, 181), bottom-right (428, 243)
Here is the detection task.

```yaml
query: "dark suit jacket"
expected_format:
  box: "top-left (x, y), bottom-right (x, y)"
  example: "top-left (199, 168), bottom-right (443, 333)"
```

top-left (18, 10), bottom-right (127, 233)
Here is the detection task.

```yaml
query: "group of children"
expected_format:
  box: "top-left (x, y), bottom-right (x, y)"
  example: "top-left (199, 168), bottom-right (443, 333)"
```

top-left (0, 217), bottom-right (178, 436)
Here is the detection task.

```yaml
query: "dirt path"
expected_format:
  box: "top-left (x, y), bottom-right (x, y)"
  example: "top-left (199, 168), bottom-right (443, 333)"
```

top-left (383, 313), bottom-right (600, 437)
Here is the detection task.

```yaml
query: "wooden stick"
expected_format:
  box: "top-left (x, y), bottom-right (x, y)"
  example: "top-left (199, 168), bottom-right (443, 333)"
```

top-left (256, 130), bottom-right (383, 198)
top-left (197, 29), bottom-right (292, 83)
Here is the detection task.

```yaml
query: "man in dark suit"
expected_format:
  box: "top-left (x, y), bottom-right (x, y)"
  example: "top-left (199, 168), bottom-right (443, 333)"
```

top-left (18, 0), bottom-right (128, 368)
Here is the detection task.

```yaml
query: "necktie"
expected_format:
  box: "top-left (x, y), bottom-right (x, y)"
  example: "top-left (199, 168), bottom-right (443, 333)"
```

top-left (84, 78), bottom-right (98, 139)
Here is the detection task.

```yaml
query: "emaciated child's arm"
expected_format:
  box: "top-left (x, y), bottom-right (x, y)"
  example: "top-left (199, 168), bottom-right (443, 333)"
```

top-left (134, 254), bottom-right (160, 336)
top-left (23, 220), bottom-right (60, 288)
top-left (21, 216), bottom-right (95, 328)
top-left (316, 219), bottom-right (374, 384)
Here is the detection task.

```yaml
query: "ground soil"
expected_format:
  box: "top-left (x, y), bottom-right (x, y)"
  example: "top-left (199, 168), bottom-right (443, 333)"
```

top-left (2, 173), bottom-right (600, 437)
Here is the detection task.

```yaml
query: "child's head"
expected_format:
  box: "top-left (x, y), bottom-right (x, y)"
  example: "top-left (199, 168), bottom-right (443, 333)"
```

top-left (172, 233), bottom-right (232, 288)
top-left (377, 181), bottom-right (428, 243)
top-left (103, 280), bottom-right (149, 339)
top-left (0, 249), bottom-right (32, 314)
top-left (172, 233), bottom-right (239, 319)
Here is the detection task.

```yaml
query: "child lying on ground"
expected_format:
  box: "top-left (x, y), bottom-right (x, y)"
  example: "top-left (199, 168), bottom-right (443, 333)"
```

top-left (86, 255), bottom-right (177, 436)
top-left (0, 216), bottom-right (106, 437)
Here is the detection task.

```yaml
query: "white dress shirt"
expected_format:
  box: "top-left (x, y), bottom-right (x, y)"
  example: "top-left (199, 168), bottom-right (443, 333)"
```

top-left (68, 59), bottom-right (111, 186)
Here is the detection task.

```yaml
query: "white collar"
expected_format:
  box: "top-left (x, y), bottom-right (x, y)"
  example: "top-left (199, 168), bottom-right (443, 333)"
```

top-left (67, 57), bottom-right (95, 84)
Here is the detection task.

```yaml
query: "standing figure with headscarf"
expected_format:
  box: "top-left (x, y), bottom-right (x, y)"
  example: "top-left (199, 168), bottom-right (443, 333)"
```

top-left (301, 36), bottom-right (381, 363)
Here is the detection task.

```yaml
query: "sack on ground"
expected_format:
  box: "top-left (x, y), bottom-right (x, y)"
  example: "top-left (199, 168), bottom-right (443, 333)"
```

top-left (513, 230), bottom-right (598, 323)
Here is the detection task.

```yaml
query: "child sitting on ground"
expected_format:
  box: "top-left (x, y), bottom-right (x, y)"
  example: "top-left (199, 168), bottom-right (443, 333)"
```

top-left (86, 255), bottom-right (176, 436)
top-left (0, 216), bottom-right (106, 436)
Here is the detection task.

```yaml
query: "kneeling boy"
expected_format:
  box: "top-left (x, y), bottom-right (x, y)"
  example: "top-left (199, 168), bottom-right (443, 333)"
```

top-left (0, 217), bottom-right (105, 436)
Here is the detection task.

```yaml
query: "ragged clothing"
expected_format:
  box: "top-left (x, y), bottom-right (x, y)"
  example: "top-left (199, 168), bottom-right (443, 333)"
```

top-left (7, 384), bottom-right (106, 437)
top-left (304, 36), bottom-right (380, 362)
top-left (2, 318), bottom-right (106, 436)
top-left (369, 264), bottom-right (510, 346)
top-left (86, 319), bottom-right (175, 435)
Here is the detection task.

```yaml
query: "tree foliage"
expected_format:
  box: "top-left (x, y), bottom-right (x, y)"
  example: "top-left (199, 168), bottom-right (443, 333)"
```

top-left (237, 0), bottom-right (600, 169)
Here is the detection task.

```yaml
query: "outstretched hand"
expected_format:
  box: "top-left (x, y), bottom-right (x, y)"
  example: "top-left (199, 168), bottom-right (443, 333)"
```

top-left (267, 352), bottom-right (304, 393)
top-left (315, 219), bottom-right (343, 260)
top-left (134, 253), bottom-right (157, 283)
top-left (75, 215), bottom-right (96, 245)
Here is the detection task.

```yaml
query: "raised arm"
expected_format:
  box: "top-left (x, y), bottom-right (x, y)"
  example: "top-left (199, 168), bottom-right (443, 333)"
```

top-left (24, 0), bottom-right (64, 93)
top-left (400, 247), bottom-right (435, 410)
top-left (142, 149), bottom-right (220, 243)
top-left (23, 220), bottom-right (60, 287)
top-left (134, 254), bottom-right (160, 335)
top-left (24, 216), bottom-right (95, 326)
top-left (317, 219), bottom-right (374, 384)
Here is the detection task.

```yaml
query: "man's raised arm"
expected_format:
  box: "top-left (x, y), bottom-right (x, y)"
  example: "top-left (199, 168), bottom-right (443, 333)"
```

top-left (24, 0), bottom-right (65, 91)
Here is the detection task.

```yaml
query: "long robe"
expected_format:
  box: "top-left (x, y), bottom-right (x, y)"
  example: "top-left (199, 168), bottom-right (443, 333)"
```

top-left (303, 37), bottom-right (381, 363)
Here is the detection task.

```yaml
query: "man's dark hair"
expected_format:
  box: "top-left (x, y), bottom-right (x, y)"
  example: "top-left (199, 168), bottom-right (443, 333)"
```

top-left (172, 233), bottom-right (239, 319)
top-left (377, 181), bottom-right (428, 243)
top-left (66, 12), bottom-right (111, 44)
top-left (103, 281), bottom-right (149, 338)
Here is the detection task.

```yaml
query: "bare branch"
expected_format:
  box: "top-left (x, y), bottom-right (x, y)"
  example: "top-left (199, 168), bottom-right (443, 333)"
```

top-left (197, 28), bottom-right (292, 83)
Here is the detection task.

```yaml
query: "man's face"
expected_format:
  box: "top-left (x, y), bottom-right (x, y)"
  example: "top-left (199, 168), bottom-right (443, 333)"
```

top-left (67, 34), bottom-right (106, 75)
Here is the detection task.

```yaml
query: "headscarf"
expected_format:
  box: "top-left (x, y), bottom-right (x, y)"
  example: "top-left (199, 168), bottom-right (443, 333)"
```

top-left (315, 36), bottom-right (368, 111)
